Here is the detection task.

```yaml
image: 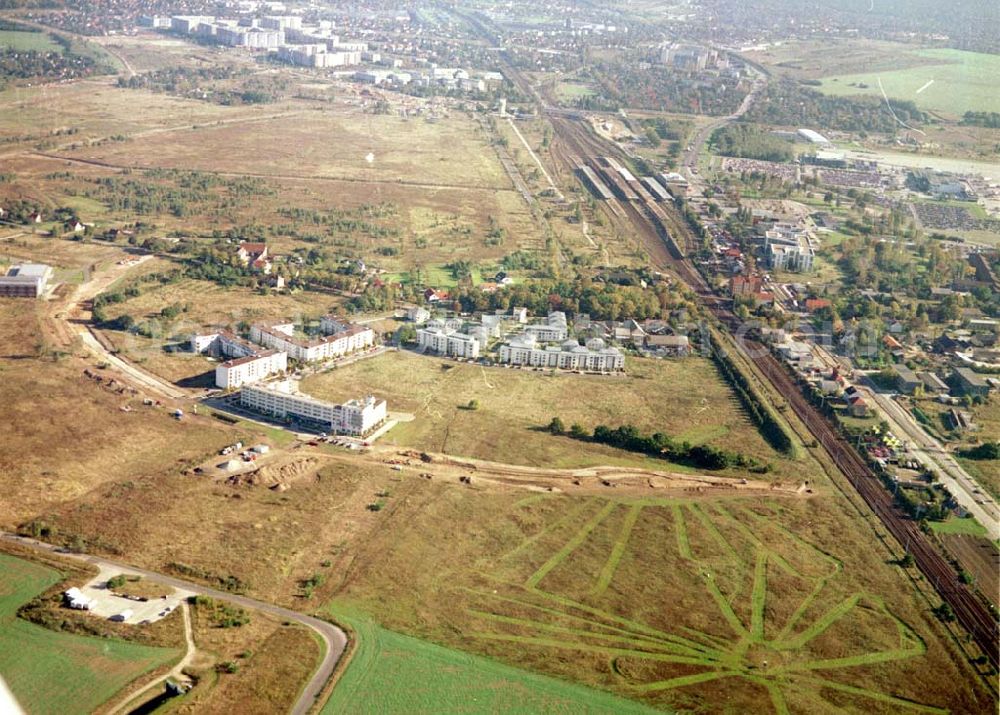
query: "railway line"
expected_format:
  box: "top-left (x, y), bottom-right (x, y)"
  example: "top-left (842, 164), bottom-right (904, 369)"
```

top-left (451, 3), bottom-right (998, 671)
top-left (549, 109), bottom-right (999, 671)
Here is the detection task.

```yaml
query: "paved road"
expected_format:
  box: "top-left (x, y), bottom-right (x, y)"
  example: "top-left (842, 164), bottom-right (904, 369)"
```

top-left (1, 534), bottom-right (348, 715)
top-left (681, 66), bottom-right (767, 185)
top-left (860, 387), bottom-right (1000, 540)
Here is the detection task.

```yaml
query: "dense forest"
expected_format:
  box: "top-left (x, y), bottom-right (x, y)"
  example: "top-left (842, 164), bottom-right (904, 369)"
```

top-left (710, 124), bottom-right (794, 162)
top-left (745, 80), bottom-right (927, 133)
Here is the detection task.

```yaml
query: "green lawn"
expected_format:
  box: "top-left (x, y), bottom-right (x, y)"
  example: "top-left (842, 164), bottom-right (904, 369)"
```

top-left (0, 553), bottom-right (178, 715)
top-left (818, 49), bottom-right (1000, 116)
top-left (324, 605), bottom-right (662, 715)
top-left (927, 517), bottom-right (988, 538)
top-left (0, 29), bottom-right (62, 53)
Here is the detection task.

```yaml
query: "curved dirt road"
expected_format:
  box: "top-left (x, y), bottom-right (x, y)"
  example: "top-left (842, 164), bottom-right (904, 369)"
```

top-left (106, 601), bottom-right (196, 714)
top-left (1, 534), bottom-right (348, 715)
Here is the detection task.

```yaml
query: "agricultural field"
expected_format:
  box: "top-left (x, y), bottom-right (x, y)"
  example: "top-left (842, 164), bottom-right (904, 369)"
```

top-left (300, 350), bottom-right (813, 478)
top-left (817, 49), bottom-right (1000, 117)
top-left (0, 552), bottom-right (178, 715)
top-left (331, 483), bottom-right (991, 713)
top-left (323, 607), bottom-right (660, 715)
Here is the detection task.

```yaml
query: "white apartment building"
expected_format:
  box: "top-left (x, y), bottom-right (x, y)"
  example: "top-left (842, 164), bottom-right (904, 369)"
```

top-left (240, 380), bottom-right (386, 435)
top-left (417, 327), bottom-right (480, 358)
top-left (250, 319), bottom-right (374, 362)
top-left (524, 311), bottom-right (569, 342)
top-left (764, 225), bottom-right (815, 273)
top-left (498, 336), bottom-right (624, 372)
top-left (216, 350), bottom-right (287, 389)
top-left (190, 330), bottom-right (259, 359)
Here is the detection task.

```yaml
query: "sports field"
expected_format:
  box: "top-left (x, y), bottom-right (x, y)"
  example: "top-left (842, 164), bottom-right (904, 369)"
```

top-left (324, 607), bottom-right (661, 715)
top-left (0, 553), bottom-right (178, 715)
top-left (818, 49), bottom-right (1000, 116)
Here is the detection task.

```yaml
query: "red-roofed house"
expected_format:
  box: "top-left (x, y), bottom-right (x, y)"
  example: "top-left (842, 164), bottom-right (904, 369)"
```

top-left (424, 288), bottom-right (449, 303)
top-left (805, 298), bottom-right (831, 313)
top-left (237, 242), bottom-right (271, 274)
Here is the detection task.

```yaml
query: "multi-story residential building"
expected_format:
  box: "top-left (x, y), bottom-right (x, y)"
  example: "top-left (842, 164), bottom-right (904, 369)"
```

top-left (498, 335), bottom-right (624, 371)
top-left (216, 350), bottom-right (287, 389)
top-left (240, 380), bottom-right (387, 435)
top-left (250, 319), bottom-right (374, 362)
top-left (764, 226), bottom-right (815, 273)
top-left (524, 311), bottom-right (569, 342)
top-left (417, 327), bottom-right (481, 358)
top-left (0, 263), bottom-right (52, 298)
top-left (190, 330), bottom-right (259, 359)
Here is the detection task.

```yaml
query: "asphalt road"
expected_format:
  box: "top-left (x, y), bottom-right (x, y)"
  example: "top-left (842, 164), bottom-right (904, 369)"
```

top-left (1, 533), bottom-right (348, 715)
top-left (860, 388), bottom-right (1000, 540)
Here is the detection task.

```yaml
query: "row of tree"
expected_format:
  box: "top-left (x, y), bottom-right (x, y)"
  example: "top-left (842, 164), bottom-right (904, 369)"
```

top-left (547, 419), bottom-right (763, 472)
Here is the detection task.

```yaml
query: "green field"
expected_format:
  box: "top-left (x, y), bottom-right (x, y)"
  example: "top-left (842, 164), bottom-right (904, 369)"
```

top-left (818, 49), bottom-right (1000, 116)
top-left (0, 553), bottom-right (179, 715)
top-left (0, 29), bottom-right (62, 53)
top-left (323, 606), bottom-right (662, 715)
top-left (928, 516), bottom-right (989, 538)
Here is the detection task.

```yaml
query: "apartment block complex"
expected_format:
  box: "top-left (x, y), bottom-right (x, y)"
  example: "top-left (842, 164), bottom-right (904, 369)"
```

top-left (417, 325), bottom-right (481, 358)
top-left (523, 311), bottom-right (569, 342)
top-left (240, 380), bottom-right (387, 435)
top-left (498, 335), bottom-right (624, 371)
top-left (216, 350), bottom-right (287, 390)
top-left (764, 224), bottom-right (815, 273)
top-left (250, 318), bottom-right (374, 362)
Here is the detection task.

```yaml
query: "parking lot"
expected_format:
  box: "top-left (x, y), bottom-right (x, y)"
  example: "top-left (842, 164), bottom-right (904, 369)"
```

top-left (73, 565), bottom-right (192, 625)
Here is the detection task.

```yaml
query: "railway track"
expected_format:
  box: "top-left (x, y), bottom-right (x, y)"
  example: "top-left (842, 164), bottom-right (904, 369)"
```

top-left (549, 111), bottom-right (999, 671)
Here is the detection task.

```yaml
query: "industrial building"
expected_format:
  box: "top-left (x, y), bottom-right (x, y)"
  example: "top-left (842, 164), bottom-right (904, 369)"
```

top-left (498, 335), bottom-right (624, 372)
top-left (0, 263), bottom-right (52, 298)
top-left (240, 380), bottom-right (387, 435)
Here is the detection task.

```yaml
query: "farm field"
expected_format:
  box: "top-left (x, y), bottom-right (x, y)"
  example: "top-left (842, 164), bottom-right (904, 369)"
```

top-left (817, 49), bottom-right (1000, 116)
top-left (332, 483), bottom-right (991, 713)
top-left (0, 553), bottom-right (178, 715)
top-left (323, 607), bottom-right (661, 715)
top-left (300, 350), bottom-right (811, 478)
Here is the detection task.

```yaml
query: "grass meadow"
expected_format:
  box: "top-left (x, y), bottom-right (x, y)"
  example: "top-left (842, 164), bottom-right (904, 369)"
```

top-left (818, 49), bottom-right (1000, 116)
top-left (0, 553), bottom-right (177, 715)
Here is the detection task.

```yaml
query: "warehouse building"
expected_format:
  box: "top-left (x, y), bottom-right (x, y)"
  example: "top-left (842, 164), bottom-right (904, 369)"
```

top-left (240, 380), bottom-right (386, 435)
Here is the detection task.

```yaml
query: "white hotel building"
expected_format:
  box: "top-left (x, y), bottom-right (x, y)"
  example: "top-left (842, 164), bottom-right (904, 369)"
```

top-left (250, 318), bottom-right (374, 362)
top-left (240, 380), bottom-right (387, 435)
top-left (498, 335), bottom-right (624, 372)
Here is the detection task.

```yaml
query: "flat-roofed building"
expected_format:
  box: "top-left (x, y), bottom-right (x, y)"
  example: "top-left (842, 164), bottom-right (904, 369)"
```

top-left (417, 326), bottom-right (480, 358)
top-left (524, 311), bottom-right (569, 342)
top-left (215, 350), bottom-right (287, 389)
top-left (240, 380), bottom-right (386, 435)
top-left (0, 263), bottom-right (52, 298)
top-left (498, 335), bottom-right (624, 371)
top-left (250, 319), bottom-right (374, 362)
